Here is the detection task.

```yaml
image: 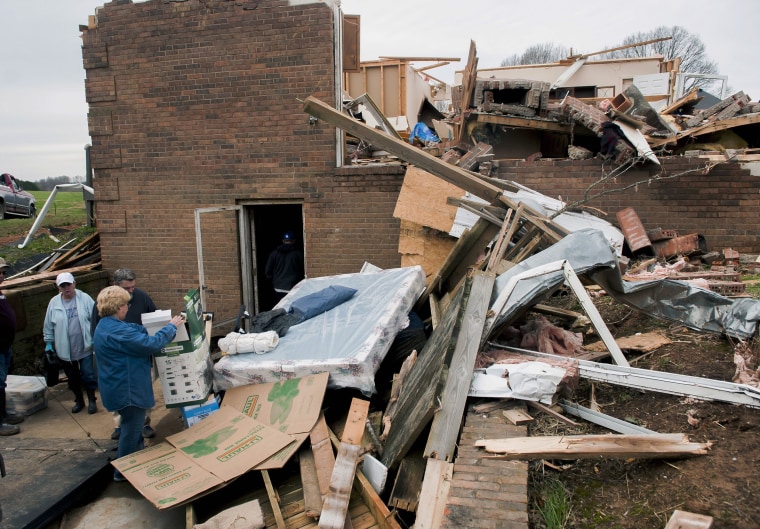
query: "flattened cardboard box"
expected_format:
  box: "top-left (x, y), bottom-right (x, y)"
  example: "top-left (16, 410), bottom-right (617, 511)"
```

top-left (221, 371), bottom-right (329, 470)
top-left (112, 406), bottom-right (293, 509)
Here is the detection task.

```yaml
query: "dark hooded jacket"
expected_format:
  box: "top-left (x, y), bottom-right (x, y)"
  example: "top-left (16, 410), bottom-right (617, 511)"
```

top-left (265, 243), bottom-right (304, 292)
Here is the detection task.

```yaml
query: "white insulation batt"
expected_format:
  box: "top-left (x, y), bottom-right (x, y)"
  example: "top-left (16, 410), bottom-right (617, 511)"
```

top-left (213, 266), bottom-right (426, 395)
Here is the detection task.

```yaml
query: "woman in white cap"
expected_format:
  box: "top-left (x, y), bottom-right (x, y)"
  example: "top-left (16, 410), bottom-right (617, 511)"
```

top-left (43, 272), bottom-right (97, 414)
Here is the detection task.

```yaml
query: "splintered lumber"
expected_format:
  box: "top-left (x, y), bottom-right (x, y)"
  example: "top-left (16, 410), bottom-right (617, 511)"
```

top-left (414, 458), bottom-right (454, 529)
top-left (381, 287), bottom-right (465, 468)
top-left (318, 398), bottom-right (370, 529)
top-left (475, 433), bottom-right (712, 460)
top-left (309, 414), bottom-right (352, 528)
top-left (261, 469), bottom-right (286, 529)
top-left (389, 455), bottom-right (426, 512)
top-left (302, 95), bottom-right (510, 202)
top-left (299, 447), bottom-right (322, 518)
top-left (424, 271), bottom-right (496, 461)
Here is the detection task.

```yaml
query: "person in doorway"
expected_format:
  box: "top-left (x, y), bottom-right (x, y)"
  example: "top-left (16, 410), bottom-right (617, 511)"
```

top-left (92, 268), bottom-right (158, 440)
top-left (43, 272), bottom-right (97, 414)
top-left (265, 231), bottom-right (304, 303)
top-left (0, 257), bottom-right (24, 436)
top-left (93, 285), bottom-right (184, 481)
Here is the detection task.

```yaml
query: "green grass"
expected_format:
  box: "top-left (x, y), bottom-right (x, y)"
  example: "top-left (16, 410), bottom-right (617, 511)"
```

top-left (537, 478), bottom-right (572, 529)
top-left (1, 190), bottom-right (92, 267)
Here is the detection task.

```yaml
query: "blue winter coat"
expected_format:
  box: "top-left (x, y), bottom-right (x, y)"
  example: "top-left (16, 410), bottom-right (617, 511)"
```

top-left (94, 316), bottom-right (177, 411)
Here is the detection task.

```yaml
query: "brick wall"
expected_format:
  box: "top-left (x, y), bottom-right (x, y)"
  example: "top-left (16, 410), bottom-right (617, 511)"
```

top-left (82, 0), bottom-right (404, 327)
top-left (497, 158), bottom-right (760, 254)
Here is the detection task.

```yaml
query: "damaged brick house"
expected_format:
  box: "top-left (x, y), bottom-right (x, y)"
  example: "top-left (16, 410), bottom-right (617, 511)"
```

top-left (81, 0), bottom-right (407, 327)
top-left (81, 0), bottom-right (760, 336)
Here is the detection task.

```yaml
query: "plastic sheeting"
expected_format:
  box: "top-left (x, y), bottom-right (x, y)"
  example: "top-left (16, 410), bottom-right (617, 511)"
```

top-left (487, 228), bottom-right (760, 341)
top-left (213, 266), bottom-right (426, 395)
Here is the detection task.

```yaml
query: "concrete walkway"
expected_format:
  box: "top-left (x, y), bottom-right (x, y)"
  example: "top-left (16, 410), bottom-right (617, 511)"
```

top-left (1, 377), bottom-right (185, 529)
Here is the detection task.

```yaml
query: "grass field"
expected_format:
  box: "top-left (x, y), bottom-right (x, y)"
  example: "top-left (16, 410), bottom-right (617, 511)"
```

top-left (1, 190), bottom-right (93, 268)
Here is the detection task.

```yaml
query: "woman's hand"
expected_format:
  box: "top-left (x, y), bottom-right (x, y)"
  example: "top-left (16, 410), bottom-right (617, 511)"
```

top-left (170, 314), bottom-right (186, 327)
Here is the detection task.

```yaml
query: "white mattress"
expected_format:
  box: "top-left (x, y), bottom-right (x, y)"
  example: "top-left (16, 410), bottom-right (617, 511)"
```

top-left (213, 265), bottom-right (426, 395)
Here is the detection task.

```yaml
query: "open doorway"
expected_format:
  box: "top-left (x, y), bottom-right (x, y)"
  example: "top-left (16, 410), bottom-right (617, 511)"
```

top-left (250, 203), bottom-right (304, 313)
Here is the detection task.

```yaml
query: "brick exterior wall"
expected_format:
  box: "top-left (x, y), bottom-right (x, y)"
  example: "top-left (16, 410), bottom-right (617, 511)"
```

top-left (81, 0), bottom-right (403, 328)
top-left (497, 158), bottom-right (760, 255)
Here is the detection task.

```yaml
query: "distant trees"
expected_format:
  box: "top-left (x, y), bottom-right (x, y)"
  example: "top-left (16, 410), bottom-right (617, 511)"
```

top-left (34, 176), bottom-right (79, 191)
top-left (501, 42), bottom-right (569, 66)
top-left (600, 26), bottom-right (719, 91)
top-left (499, 26), bottom-right (719, 92)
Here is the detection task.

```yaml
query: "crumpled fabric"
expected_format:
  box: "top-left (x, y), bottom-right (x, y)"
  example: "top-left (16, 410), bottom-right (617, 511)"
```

top-left (219, 331), bottom-right (279, 355)
top-left (249, 308), bottom-right (300, 337)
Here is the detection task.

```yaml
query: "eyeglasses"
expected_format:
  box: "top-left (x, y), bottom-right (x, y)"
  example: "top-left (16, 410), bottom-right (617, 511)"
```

top-left (0, 270), bottom-right (6, 276)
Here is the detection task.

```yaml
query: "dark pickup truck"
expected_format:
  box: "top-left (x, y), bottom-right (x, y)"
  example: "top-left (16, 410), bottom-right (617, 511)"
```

top-left (0, 173), bottom-right (36, 219)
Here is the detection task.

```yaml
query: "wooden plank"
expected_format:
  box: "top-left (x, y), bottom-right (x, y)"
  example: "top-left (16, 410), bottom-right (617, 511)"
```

top-left (424, 271), bottom-right (496, 461)
top-left (302, 96), bottom-right (510, 202)
top-left (310, 414), bottom-right (335, 497)
top-left (502, 407), bottom-right (534, 426)
top-left (380, 287), bottom-right (464, 468)
top-left (414, 458), bottom-right (454, 529)
top-left (3, 263), bottom-right (100, 289)
top-left (262, 469), bottom-right (286, 529)
top-left (300, 447), bottom-right (323, 519)
top-left (664, 509), bottom-right (714, 529)
top-left (318, 399), bottom-right (370, 529)
top-left (475, 433), bottom-right (712, 459)
top-left (388, 455), bottom-right (426, 512)
top-left (455, 40), bottom-right (478, 142)
top-left (526, 401), bottom-right (579, 426)
top-left (417, 216), bottom-right (499, 311)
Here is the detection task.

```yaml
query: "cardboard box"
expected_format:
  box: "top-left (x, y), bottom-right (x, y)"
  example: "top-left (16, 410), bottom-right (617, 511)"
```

top-left (6, 375), bottom-right (47, 416)
top-left (112, 407), bottom-right (294, 509)
top-left (113, 373), bottom-right (329, 509)
top-left (180, 393), bottom-right (220, 428)
top-left (146, 288), bottom-right (213, 408)
top-left (221, 372), bottom-right (329, 470)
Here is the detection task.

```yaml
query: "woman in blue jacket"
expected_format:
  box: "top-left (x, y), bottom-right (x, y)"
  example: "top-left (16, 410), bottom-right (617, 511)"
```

top-left (93, 285), bottom-right (184, 481)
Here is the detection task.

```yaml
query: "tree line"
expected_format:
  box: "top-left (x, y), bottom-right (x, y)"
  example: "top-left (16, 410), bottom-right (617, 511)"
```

top-left (18, 176), bottom-right (83, 192)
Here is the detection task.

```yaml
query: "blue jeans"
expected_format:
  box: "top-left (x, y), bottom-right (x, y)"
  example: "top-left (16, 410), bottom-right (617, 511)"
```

top-left (61, 354), bottom-right (97, 392)
top-left (115, 406), bottom-right (147, 478)
top-left (0, 346), bottom-right (10, 390)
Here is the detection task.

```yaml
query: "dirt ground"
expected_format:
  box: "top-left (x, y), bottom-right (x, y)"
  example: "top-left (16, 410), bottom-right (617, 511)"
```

top-left (525, 291), bottom-right (760, 529)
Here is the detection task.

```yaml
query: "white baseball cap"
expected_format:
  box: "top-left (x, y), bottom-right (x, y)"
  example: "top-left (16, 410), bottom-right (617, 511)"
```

top-left (56, 272), bottom-right (76, 286)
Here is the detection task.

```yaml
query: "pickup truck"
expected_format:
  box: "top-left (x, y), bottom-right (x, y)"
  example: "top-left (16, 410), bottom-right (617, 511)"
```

top-left (0, 173), bottom-right (36, 219)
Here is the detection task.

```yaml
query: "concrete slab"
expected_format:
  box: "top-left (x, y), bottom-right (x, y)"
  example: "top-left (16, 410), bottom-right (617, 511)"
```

top-left (0, 377), bottom-right (187, 529)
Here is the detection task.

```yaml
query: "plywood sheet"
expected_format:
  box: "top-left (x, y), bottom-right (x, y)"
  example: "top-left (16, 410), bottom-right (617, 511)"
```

top-left (393, 166), bottom-right (464, 232)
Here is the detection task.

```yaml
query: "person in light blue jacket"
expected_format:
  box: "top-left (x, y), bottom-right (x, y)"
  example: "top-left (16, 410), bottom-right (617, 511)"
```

top-left (93, 285), bottom-right (184, 482)
top-left (43, 272), bottom-right (97, 414)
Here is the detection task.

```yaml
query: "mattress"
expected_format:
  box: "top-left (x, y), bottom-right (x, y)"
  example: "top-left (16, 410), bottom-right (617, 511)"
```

top-left (213, 265), bottom-right (426, 395)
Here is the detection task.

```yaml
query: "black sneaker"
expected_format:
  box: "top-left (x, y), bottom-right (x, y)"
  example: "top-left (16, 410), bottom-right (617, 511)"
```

top-left (110, 427), bottom-right (121, 440)
top-left (142, 425), bottom-right (155, 439)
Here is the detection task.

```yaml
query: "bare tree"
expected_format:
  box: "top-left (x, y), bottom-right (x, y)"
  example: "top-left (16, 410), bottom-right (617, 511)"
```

top-left (500, 42), bottom-right (569, 66)
top-left (601, 26), bottom-right (719, 91)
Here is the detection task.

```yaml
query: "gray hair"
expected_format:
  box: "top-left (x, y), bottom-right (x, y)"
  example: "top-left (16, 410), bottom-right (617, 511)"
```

top-left (112, 268), bottom-right (136, 284)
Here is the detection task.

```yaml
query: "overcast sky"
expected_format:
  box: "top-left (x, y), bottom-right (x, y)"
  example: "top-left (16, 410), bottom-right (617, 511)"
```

top-left (1, 0), bottom-right (758, 182)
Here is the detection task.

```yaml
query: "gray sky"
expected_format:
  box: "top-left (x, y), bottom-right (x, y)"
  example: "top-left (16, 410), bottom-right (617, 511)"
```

top-left (1, 0), bottom-right (758, 182)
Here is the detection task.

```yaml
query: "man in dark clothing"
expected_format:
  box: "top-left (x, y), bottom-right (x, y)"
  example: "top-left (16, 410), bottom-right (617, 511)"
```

top-left (0, 257), bottom-right (23, 435)
top-left (265, 231), bottom-right (304, 303)
top-left (92, 268), bottom-right (158, 440)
